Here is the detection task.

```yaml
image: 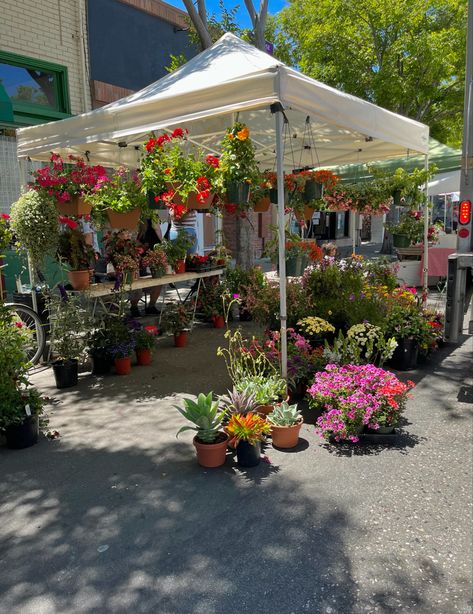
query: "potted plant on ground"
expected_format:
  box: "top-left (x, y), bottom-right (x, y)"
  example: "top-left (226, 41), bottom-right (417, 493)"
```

top-left (85, 166), bottom-right (148, 229)
top-left (235, 374), bottom-right (287, 416)
top-left (142, 244), bottom-right (168, 278)
top-left (200, 281), bottom-right (226, 328)
top-left (48, 290), bottom-right (92, 388)
top-left (140, 129), bottom-right (218, 215)
top-left (218, 388), bottom-right (260, 424)
top-left (383, 303), bottom-right (432, 370)
top-left (226, 413), bottom-right (271, 467)
top-left (218, 122), bottom-right (261, 209)
top-left (32, 153), bottom-right (106, 216)
top-left (161, 304), bottom-right (192, 347)
top-left (267, 401), bottom-right (303, 449)
top-left (9, 190), bottom-right (59, 274)
top-left (57, 218), bottom-right (95, 290)
top-left (134, 328), bottom-right (156, 366)
top-left (175, 392), bottom-right (229, 468)
top-left (0, 304), bottom-right (45, 449)
top-left (88, 326), bottom-right (114, 375)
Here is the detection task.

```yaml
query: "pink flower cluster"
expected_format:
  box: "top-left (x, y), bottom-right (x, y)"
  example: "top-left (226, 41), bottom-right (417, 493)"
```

top-left (308, 364), bottom-right (414, 442)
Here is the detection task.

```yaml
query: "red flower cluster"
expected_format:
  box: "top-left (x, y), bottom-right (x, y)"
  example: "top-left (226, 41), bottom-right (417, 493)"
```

top-left (145, 128), bottom-right (188, 153)
top-left (59, 216), bottom-right (79, 230)
top-left (0, 213), bottom-right (10, 220)
top-left (196, 176), bottom-right (211, 204)
top-left (170, 203), bottom-right (187, 219)
top-left (205, 154), bottom-right (220, 168)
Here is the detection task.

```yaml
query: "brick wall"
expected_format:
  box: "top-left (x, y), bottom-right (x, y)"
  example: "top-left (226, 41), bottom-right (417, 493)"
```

top-left (223, 210), bottom-right (272, 260)
top-left (0, 0), bottom-right (91, 115)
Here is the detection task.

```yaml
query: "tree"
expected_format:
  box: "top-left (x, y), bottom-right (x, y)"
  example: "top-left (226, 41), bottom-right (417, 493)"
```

top-left (278, 0), bottom-right (467, 146)
top-left (181, 0), bottom-right (270, 270)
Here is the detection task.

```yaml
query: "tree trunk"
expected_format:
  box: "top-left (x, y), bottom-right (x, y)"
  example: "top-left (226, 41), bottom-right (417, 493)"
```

top-left (235, 214), bottom-right (255, 269)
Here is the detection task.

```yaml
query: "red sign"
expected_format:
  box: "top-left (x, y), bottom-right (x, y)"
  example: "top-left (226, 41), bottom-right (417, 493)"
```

top-left (459, 200), bottom-right (471, 225)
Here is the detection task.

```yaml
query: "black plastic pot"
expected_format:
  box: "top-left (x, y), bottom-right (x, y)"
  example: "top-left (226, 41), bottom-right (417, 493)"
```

top-left (269, 187), bottom-right (288, 205)
top-left (236, 440), bottom-right (261, 467)
top-left (5, 415), bottom-right (39, 449)
top-left (52, 359), bottom-right (79, 388)
top-left (390, 338), bottom-right (418, 371)
top-left (304, 180), bottom-right (322, 202)
top-left (91, 349), bottom-right (112, 375)
top-left (226, 182), bottom-right (250, 205)
top-left (286, 255), bottom-right (309, 277)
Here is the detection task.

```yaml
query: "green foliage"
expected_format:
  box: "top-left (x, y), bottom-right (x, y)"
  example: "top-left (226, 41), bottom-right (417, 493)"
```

top-left (162, 232), bottom-right (194, 265)
top-left (164, 53), bottom-right (188, 73)
top-left (235, 374), bottom-right (287, 406)
top-left (218, 388), bottom-right (260, 418)
top-left (57, 227), bottom-right (95, 271)
top-left (9, 190), bottom-right (59, 270)
top-left (0, 215), bottom-right (12, 254)
top-left (175, 392), bottom-right (225, 443)
top-left (161, 304), bottom-right (192, 334)
top-left (48, 292), bottom-right (92, 361)
top-left (278, 0), bottom-right (467, 145)
top-left (323, 326), bottom-right (398, 367)
top-left (0, 386), bottom-right (44, 430)
top-left (383, 303), bottom-right (432, 346)
top-left (268, 401), bottom-right (301, 426)
top-left (217, 328), bottom-right (277, 385)
top-left (134, 329), bottom-right (156, 350)
top-left (218, 122), bottom-right (260, 185)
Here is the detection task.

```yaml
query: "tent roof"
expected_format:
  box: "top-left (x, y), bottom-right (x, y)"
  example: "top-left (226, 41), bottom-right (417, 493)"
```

top-left (16, 33), bottom-right (429, 168)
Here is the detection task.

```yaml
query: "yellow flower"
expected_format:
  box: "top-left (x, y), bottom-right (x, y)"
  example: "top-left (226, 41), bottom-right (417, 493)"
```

top-left (237, 127), bottom-right (249, 141)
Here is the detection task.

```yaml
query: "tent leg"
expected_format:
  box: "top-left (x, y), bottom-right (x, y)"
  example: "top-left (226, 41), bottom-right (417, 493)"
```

top-left (423, 155), bottom-right (430, 300)
top-left (275, 110), bottom-right (288, 380)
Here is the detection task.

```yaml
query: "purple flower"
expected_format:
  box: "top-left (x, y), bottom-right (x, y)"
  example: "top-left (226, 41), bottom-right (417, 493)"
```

top-left (58, 284), bottom-right (68, 302)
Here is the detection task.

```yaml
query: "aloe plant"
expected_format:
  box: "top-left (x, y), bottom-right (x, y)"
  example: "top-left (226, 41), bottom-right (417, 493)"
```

top-left (174, 392), bottom-right (225, 443)
top-left (219, 388), bottom-right (259, 417)
top-left (268, 402), bottom-right (302, 427)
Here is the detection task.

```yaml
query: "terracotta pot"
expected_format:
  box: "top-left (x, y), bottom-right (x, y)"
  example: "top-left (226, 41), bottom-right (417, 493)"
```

top-left (256, 404), bottom-right (274, 416)
top-left (296, 206), bottom-right (316, 221)
top-left (270, 418), bottom-right (303, 449)
top-left (106, 208), bottom-right (141, 230)
top-left (253, 196), bottom-right (270, 212)
top-left (166, 182), bottom-right (215, 210)
top-left (213, 315), bottom-right (225, 329)
top-left (114, 356), bottom-right (132, 375)
top-left (136, 348), bottom-right (152, 366)
top-left (67, 269), bottom-right (90, 291)
top-left (174, 259), bottom-right (186, 274)
top-left (55, 194), bottom-right (92, 217)
top-left (174, 331), bottom-right (188, 347)
top-left (193, 433), bottom-right (229, 467)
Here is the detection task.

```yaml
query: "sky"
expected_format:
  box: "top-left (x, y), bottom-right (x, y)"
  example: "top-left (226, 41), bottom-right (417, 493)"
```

top-left (165, 0), bottom-right (287, 30)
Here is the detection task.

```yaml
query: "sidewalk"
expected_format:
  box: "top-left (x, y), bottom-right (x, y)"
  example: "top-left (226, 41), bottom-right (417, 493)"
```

top-left (0, 322), bottom-right (471, 614)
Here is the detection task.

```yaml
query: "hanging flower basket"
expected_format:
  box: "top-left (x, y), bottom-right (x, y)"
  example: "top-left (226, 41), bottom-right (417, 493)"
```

top-left (226, 181), bottom-right (250, 205)
top-left (106, 208), bottom-right (141, 230)
top-left (56, 195), bottom-right (92, 217)
top-left (304, 180), bottom-right (323, 203)
top-left (269, 188), bottom-right (289, 205)
top-left (166, 183), bottom-right (215, 210)
top-left (253, 196), bottom-right (270, 212)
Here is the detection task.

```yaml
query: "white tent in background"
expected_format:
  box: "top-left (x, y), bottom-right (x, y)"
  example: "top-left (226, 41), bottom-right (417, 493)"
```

top-left (16, 33), bottom-right (429, 377)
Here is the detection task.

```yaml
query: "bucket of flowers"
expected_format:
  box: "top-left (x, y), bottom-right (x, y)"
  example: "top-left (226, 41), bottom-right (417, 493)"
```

top-left (32, 153), bottom-right (106, 216)
top-left (140, 128), bottom-right (218, 218)
top-left (308, 363), bottom-right (415, 443)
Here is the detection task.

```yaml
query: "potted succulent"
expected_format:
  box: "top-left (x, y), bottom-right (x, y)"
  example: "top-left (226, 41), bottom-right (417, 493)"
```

top-left (9, 190), bottom-right (59, 274)
top-left (134, 328), bottom-right (156, 366)
top-left (175, 392), bottom-right (229, 468)
top-left (57, 218), bottom-right (95, 290)
top-left (161, 304), bottom-right (192, 347)
top-left (218, 122), bottom-right (261, 208)
top-left (142, 244), bottom-right (168, 278)
top-left (85, 166), bottom-right (148, 229)
top-left (267, 402), bottom-right (303, 449)
top-left (48, 290), bottom-right (92, 388)
top-left (218, 388), bottom-right (260, 424)
top-left (140, 128), bottom-right (218, 216)
top-left (32, 153), bottom-right (106, 216)
top-left (235, 374), bottom-right (287, 416)
top-left (226, 412), bottom-right (271, 467)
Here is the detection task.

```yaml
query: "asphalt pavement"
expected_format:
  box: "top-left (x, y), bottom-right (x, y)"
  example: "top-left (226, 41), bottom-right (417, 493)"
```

top-left (0, 322), bottom-right (471, 614)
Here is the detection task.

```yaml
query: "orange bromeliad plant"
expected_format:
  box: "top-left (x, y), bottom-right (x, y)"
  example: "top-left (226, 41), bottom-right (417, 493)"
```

top-left (226, 413), bottom-right (271, 447)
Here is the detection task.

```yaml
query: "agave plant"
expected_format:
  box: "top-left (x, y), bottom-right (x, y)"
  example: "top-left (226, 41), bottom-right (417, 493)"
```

top-left (226, 413), bottom-right (271, 447)
top-left (174, 392), bottom-right (225, 443)
top-left (267, 402), bottom-right (302, 427)
top-left (219, 388), bottom-right (259, 419)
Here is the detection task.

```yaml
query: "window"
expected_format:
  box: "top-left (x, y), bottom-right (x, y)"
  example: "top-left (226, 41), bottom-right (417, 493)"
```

top-left (0, 50), bottom-right (71, 126)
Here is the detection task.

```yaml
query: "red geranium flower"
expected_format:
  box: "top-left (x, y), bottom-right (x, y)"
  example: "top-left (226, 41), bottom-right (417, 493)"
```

top-left (59, 216), bottom-right (79, 230)
top-left (205, 154), bottom-right (220, 168)
top-left (171, 128), bottom-right (187, 139)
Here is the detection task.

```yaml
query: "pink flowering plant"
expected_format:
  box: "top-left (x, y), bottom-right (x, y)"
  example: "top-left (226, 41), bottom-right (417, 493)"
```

top-left (32, 153), bottom-right (106, 203)
top-left (308, 364), bottom-right (415, 442)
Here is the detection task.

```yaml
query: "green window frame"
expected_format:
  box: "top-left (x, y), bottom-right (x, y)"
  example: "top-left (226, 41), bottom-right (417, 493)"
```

top-left (0, 50), bottom-right (72, 127)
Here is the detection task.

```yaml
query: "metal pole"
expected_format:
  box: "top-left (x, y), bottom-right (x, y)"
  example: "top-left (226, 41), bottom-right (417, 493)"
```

top-left (275, 110), bottom-right (288, 379)
top-left (352, 212), bottom-right (357, 255)
top-left (423, 154), bottom-right (430, 298)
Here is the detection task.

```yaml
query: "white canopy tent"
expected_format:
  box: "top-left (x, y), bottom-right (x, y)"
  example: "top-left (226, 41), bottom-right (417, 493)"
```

top-left (16, 33), bottom-right (430, 377)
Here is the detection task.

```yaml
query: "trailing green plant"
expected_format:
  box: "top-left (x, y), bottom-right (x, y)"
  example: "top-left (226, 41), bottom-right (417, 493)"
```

top-left (9, 190), bottom-right (59, 271)
top-left (235, 374), bottom-right (287, 406)
top-left (267, 401), bottom-right (302, 426)
top-left (174, 392), bottom-right (225, 443)
top-left (218, 121), bottom-right (260, 186)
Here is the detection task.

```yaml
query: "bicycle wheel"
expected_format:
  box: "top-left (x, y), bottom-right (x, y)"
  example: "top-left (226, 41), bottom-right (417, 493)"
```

top-left (7, 303), bottom-right (46, 366)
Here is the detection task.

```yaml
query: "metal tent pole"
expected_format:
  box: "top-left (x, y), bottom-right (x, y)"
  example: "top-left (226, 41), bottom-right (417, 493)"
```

top-left (275, 109), bottom-right (288, 379)
top-left (423, 154), bottom-right (430, 298)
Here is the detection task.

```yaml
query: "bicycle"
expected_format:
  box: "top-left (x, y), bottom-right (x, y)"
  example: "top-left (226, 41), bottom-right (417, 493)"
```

top-left (5, 302), bottom-right (47, 366)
